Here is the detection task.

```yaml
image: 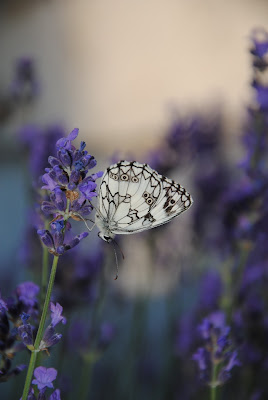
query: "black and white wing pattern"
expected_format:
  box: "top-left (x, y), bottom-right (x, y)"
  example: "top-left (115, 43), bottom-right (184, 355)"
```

top-left (95, 161), bottom-right (193, 241)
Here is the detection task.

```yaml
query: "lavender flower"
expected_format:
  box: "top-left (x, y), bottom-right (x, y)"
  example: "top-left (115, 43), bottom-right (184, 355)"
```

top-left (32, 366), bottom-right (57, 390)
top-left (192, 312), bottom-right (240, 387)
top-left (20, 387), bottom-right (61, 400)
top-left (6, 281), bottom-right (40, 323)
top-left (0, 290), bottom-right (28, 382)
top-left (15, 282), bottom-right (40, 309)
top-left (37, 228), bottom-right (88, 256)
top-left (39, 324), bottom-right (62, 351)
top-left (39, 302), bottom-right (66, 352)
top-left (37, 128), bottom-right (102, 256)
top-left (49, 390), bottom-right (61, 400)
top-left (18, 313), bottom-right (34, 349)
top-left (10, 57), bottom-right (38, 101)
top-left (49, 303), bottom-right (66, 327)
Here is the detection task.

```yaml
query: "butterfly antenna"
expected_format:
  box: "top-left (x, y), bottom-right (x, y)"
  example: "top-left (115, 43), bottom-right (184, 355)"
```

top-left (111, 241), bottom-right (119, 280)
top-left (112, 238), bottom-right (125, 260)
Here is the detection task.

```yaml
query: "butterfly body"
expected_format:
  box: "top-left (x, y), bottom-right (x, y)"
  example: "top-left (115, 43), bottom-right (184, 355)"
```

top-left (95, 161), bottom-right (193, 242)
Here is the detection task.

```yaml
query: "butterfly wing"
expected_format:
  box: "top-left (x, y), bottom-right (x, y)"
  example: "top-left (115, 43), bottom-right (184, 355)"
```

top-left (97, 161), bottom-right (193, 236)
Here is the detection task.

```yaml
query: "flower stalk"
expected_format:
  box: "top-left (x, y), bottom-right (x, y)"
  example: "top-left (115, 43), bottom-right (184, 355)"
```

top-left (21, 255), bottom-right (59, 400)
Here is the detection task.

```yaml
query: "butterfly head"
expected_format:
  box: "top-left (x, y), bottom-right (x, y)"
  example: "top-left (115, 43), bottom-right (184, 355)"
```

top-left (98, 232), bottom-right (113, 243)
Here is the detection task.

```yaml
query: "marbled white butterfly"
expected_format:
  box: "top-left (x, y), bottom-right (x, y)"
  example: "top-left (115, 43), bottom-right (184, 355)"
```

top-left (95, 161), bottom-right (193, 242)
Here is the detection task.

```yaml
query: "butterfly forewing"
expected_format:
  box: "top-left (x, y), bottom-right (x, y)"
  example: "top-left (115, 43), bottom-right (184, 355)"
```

top-left (96, 161), bottom-right (193, 237)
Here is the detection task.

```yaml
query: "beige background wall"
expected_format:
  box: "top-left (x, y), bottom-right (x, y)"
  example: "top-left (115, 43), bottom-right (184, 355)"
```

top-left (1, 0), bottom-right (268, 153)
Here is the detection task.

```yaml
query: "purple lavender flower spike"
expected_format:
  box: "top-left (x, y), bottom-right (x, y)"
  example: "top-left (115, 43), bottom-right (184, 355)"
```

top-left (32, 366), bottom-right (57, 390)
top-left (37, 127), bottom-right (102, 259)
top-left (193, 311), bottom-right (240, 387)
top-left (50, 302), bottom-right (66, 327)
top-left (49, 389), bottom-right (61, 400)
top-left (15, 282), bottom-right (40, 308)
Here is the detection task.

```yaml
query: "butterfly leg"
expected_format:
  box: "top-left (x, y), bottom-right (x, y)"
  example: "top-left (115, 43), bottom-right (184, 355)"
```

top-left (72, 213), bottom-right (96, 232)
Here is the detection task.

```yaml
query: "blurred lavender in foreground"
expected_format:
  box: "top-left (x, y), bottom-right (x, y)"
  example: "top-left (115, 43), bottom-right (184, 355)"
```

top-left (193, 312), bottom-right (240, 387)
top-left (0, 57), bottom-right (38, 125)
top-left (10, 57), bottom-right (39, 103)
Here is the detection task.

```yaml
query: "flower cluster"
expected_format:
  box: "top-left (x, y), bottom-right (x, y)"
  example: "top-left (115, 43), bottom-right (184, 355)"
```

top-left (241, 28), bottom-right (268, 179)
top-left (192, 312), bottom-right (240, 386)
top-left (0, 282), bottom-right (40, 382)
top-left (18, 302), bottom-right (66, 354)
top-left (21, 366), bottom-right (61, 400)
top-left (37, 128), bottom-right (103, 256)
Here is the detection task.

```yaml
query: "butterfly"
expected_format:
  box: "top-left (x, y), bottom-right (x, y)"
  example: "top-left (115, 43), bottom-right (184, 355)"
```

top-left (95, 161), bottom-right (193, 243)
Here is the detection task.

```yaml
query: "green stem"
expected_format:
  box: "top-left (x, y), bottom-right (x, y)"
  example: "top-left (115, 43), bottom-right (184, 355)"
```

top-left (77, 266), bottom-right (106, 400)
top-left (41, 246), bottom-right (49, 305)
top-left (77, 358), bottom-right (94, 400)
top-left (21, 351), bottom-right (38, 400)
top-left (211, 386), bottom-right (217, 400)
top-left (210, 362), bottom-right (218, 400)
top-left (21, 255), bottom-right (59, 400)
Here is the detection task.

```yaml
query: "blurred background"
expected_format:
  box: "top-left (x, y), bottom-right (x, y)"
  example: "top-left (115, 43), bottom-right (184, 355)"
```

top-left (1, 1), bottom-right (268, 399)
top-left (1, 0), bottom-right (268, 151)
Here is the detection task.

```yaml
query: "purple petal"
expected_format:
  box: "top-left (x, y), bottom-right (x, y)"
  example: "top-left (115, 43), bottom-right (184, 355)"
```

top-left (32, 366), bottom-right (57, 391)
top-left (49, 389), bottom-right (61, 400)
top-left (68, 128), bottom-right (79, 141)
top-left (50, 302), bottom-right (66, 327)
top-left (41, 173), bottom-right (58, 191)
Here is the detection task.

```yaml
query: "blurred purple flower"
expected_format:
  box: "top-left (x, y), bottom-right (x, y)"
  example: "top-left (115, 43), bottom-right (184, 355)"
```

top-left (10, 57), bottom-right (38, 101)
top-left (15, 282), bottom-right (40, 309)
top-left (198, 270), bottom-right (223, 310)
top-left (193, 311), bottom-right (240, 386)
top-left (32, 366), bottom-right (57, 390)
top-left (251, 28), bottom-right (268, 70)
top-left (0, 291), bottom-right (8, 312)
top-left (19, 124), bottom-right (65, 182)
top-left (18, 313), bottom-right (33, 348)
top-left (49, 389), bottom-right (61, 400)
top-left (98, 322), bottom-right (115, 350)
